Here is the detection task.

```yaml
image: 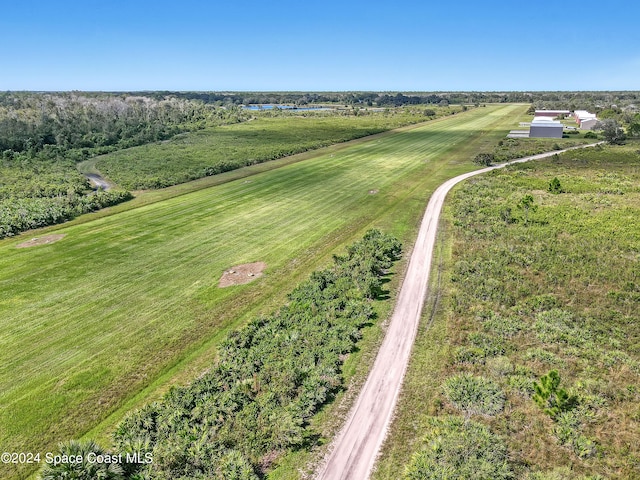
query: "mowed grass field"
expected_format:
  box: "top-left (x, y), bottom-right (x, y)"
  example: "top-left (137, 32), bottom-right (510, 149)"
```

top-left (0, 104), bottom-right (525, 479)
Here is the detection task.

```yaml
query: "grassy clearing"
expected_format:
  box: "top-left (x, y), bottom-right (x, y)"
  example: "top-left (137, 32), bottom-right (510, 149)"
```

top-left (93, 108), bottom-right (456, 189)
top-left (374, 142), bottom-right (640, 479)
top-left (0, 104), bottom-right (524, 480)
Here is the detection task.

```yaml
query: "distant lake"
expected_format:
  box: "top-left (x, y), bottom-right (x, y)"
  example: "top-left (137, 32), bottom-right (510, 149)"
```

top-left (242, 105), bottom-right (331, 111)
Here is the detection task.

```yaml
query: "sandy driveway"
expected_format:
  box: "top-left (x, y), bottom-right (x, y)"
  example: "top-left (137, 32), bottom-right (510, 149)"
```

top-left (315, 143), bottom-right (602, 480)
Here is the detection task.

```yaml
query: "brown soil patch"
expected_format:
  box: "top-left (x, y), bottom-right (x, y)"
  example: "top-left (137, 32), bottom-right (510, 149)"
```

top-left (218, 262), bottom-right (266, 287)
top-left (16, 234), bottom-right (66, 248)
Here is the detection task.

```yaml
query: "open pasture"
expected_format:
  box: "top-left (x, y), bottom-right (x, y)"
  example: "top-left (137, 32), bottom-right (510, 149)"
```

top-left (0, 104), bottom-right (525, 479)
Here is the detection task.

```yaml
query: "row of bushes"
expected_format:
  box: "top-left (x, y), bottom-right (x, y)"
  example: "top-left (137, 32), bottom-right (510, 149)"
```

top-left (0, 190), bottom-right (133, 238)
top-left (40, 230), bottom-right (401, 480)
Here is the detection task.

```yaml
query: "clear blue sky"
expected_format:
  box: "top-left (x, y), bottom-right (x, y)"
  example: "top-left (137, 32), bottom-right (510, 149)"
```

top-left (1, 0), bottom-right (638, 91)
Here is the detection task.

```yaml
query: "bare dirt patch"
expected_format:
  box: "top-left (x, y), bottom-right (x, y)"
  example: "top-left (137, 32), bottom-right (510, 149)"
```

top-left (16, 234), bottom-right (66, 248)
top-left (218, 262), bottom-right (266, 287)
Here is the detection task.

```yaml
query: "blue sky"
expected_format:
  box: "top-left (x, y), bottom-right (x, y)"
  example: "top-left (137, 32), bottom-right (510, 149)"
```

top-left (1, 0), bottom-right (638, 91)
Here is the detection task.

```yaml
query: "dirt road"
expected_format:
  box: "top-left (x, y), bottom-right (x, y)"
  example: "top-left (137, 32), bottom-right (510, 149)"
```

top-left (85, 172), bottom-right (113, 190)
top-left (315, 143), bottom-right (602, 480)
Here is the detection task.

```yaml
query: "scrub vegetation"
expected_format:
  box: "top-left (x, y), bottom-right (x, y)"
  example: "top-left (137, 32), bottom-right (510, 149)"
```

top-left (0, 155), bottom-right (132, 238)
top-left (0, 104), bottom-right (525, 480)
top-left (374, 142), bottom-right (640, 479)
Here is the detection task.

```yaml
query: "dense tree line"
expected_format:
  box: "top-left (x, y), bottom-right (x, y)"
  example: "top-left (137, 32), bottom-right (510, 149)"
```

top-left (39, 230), bottom-right (402, 480)
top-left (0, 190), bottom-right (132, 238)
top-left (0, 92), bottom-right (248, 158)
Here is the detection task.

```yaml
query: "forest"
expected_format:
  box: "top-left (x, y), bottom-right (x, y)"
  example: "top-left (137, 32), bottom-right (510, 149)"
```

top-left (0, 92), bottom-right (250, 239)
top-left (145, 90), bottom-right (640, 110)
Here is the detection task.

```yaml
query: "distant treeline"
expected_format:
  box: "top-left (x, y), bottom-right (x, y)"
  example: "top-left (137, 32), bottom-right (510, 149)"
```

top-left (138, 90), bottom-right (640, 110)
top-left (39, 230), bottom-right (402, 480)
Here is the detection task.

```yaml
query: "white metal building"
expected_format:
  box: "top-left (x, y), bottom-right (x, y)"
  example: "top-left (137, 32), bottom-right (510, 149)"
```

top-left (574, 110), bottom-right (598, 128)
top-left (579, 117), bottom-right (598, 130)
top-left (529, 117), bottom-right (564, 138)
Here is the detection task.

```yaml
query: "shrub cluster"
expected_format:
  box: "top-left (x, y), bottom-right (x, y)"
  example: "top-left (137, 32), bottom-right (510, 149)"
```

top-left (404, 416), bottom-right (513, 480)
top-left (0, 153), bottom-right (134, 238)
top-left (0, 189), bottom-right (133, 238)
top-left (442, 373), bottom-right (506, 418)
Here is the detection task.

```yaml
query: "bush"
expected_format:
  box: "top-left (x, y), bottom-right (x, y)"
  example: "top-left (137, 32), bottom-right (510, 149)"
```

top-left (442, 373), bottom-right (505, 418)
top-left (525, 347), bottom-right (563, 365)
top-left (487, 356), bottom-right (514, 377)
top-left (554, 410), bottom-right (598, 459)
top-left (468, 332), bottom-right (507, 357)
top-left (584, 131), bottom-right (598, 139)
top-left (454, 346), bottom-right (486, 365)
top-left (481, 313), bottom-right (522, 338)
top-left (508, 373), bottom-right (535, 397)
top-left (404, 416), bottom-right (513, 480)
top-left (473, 153), bottom-right (495, 166)
top-left (39, 440), bottom-right (125, 480)
top-left (547, 177), bottom-right (563, 194)
top-left (532, 370), bottom-right (576, 418)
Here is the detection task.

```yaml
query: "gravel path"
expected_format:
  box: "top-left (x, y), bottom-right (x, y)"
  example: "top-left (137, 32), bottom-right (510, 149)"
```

top-left (315, 142), bottom-right (603, 480)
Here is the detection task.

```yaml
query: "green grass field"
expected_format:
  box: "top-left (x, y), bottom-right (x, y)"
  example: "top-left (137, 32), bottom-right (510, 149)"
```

top-left (91, 108), bottom-right (451, 189)
top-left (0, 104), bottom-right (526, 479)
top-left (374, 142), bottom-right (640, 479)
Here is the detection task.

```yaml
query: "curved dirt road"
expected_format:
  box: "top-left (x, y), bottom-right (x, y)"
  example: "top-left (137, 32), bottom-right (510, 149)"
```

top-left (315, 143), bottom-right (602, 480)
top-left (85, 172), bottom-right (113, 190)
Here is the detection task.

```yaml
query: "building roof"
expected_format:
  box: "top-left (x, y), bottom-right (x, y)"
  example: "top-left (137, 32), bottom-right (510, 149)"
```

top-left (580, 117), bottom-right (598, 124)
top-left (532, 116), bottom-right (558, 123)
top-left (531, 117), bottom-right (563, 127)
top-left (535, 110), bottom-right (570, 115)
top-left (574, 110), bottom-right (597, 120)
